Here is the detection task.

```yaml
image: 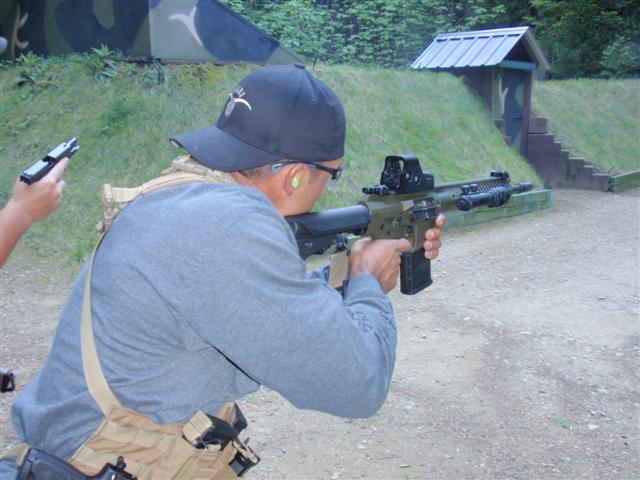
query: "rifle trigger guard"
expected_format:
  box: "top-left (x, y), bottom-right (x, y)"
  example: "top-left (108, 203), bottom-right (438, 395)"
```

top-left (334, 233), bottom-right (350, 253)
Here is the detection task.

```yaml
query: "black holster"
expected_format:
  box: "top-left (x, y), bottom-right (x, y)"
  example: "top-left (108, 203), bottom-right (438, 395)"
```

top-left (17, 448), bottom-right (135, 480)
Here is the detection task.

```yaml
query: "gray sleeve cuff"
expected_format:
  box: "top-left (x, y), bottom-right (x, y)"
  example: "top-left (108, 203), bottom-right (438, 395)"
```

top-left (345, 273), bottom-right (383, 295)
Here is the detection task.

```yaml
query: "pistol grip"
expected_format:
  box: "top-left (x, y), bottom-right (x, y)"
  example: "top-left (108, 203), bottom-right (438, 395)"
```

top-left (400, 249), bottom-right (432, 295)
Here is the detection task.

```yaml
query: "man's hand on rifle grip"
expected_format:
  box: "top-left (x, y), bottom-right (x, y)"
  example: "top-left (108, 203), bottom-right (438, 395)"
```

top-left (349, 237), bottom-right (412, 294)
top-left (423, 214), bottom-right (445, 260)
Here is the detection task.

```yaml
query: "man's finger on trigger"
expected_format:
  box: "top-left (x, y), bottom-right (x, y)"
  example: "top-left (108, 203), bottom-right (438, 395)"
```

top-left (436, 214), bottom-right (446, 227)
top-left (46, 157), bottom-right (70, 181)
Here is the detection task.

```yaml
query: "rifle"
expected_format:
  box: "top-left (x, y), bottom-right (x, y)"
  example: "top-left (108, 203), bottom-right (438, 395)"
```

top-left (287, 155), bottom-right (533, 295)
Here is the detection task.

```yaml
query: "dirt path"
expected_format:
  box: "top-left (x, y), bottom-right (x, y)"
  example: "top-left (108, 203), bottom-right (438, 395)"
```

top-left (1, 189), bottom-right (639, 479)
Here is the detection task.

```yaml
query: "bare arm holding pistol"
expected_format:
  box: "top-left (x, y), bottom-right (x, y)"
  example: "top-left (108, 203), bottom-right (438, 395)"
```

top-left (0, 158), bottom-right (69, 267)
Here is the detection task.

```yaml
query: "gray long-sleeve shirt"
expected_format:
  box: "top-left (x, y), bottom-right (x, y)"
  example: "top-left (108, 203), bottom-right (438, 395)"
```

top-left (4, 182), bottom-right (396, 469)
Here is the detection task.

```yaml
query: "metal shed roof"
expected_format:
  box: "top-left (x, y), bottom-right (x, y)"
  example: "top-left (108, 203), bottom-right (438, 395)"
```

top-left (411, 26), bottom-right (549, 71)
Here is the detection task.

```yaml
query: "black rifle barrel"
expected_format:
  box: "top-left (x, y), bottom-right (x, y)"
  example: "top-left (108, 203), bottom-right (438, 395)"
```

top-left (456, 182), bottom-right (533, 211)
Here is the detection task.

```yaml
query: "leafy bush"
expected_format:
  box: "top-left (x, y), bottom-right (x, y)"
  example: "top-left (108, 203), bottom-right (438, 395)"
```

top-left (84, 44), bottom-right (121, 82)
top-left (140, 62), bottom-right (167, 89)
top-left (12, 52), bottom-right (58, 90)
top-left (600, 36), bottom-right (640, 78)
top-left (99, 98), bottom-right (137, 136)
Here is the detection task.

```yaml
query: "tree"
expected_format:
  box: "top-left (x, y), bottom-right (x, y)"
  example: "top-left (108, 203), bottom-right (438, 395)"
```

top-left (220, 0), bottom-right (640, 77)
top-left (527, 0), bottom-right (638, 78)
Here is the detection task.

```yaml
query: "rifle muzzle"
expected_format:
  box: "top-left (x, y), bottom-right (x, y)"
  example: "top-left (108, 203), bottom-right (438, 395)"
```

top-left (456, 182), bottom-right (533, 211)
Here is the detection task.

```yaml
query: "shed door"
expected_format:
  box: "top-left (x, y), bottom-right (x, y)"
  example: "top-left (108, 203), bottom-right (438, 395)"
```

top-left (502, 69), bottom-right (526, 153)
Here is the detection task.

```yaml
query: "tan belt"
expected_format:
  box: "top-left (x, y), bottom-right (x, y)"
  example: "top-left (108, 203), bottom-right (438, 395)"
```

top-left (0, 443), bottom-right (29, 465)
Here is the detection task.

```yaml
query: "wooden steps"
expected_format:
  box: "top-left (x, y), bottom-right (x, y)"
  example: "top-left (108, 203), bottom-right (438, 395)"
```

top-left (523, 116), bottom-right (621, 191)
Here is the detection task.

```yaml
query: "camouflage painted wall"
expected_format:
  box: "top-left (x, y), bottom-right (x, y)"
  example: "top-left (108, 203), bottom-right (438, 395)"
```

top-left (0, 0), bottom-right (21, 59)
top-left (0, 0), bottom-right (301, 64)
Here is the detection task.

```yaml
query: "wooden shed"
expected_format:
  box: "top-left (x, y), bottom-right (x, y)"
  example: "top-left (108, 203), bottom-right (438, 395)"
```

top-left (411, 26), bottom-right (549, 156)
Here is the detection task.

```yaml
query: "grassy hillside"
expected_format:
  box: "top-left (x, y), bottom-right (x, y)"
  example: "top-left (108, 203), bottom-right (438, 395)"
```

top-left (0, 54), bottom-right (539, 263)
top-left (532, 78), bottom-right (640, 174)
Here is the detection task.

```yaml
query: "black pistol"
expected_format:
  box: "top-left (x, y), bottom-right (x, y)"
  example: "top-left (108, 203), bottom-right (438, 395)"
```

top-left (20, 138), bottom-right (79, 185)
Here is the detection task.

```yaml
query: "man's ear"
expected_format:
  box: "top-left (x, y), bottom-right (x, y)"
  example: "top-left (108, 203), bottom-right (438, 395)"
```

top-left (282, 163), bottom-right (308, 196)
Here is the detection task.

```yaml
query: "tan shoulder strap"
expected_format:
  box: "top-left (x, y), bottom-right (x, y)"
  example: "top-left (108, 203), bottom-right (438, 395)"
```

top-left (96, 156), bottom-right (236, 233)
top-left (81, 236), bottom-right (244, 429)
top-left (85, 157), bottom-right (237, 414)
top-left (81, 234), bottom-right (122, 414)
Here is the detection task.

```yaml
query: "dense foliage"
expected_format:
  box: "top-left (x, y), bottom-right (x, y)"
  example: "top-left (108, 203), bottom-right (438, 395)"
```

top-left (220, 0), bottom-right (640, 78)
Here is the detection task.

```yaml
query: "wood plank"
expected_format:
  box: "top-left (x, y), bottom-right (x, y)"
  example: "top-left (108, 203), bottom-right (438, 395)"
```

top-left (609, 169), bottom-right (640, 192)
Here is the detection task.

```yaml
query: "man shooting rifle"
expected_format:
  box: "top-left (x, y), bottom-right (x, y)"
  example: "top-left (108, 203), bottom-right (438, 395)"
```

top-left (0, 65), bottom-right (443, 479)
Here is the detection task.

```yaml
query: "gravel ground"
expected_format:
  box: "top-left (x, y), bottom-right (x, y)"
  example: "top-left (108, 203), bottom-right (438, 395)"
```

top-left (1, 188), bottom-right (639, 479)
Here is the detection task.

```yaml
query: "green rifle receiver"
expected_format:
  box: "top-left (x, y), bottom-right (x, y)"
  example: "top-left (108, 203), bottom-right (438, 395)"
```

top-left (287, 154), bottom-right (533, 295)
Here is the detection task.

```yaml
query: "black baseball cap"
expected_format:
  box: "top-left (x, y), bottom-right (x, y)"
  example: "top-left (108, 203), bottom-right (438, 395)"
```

top-left (170, 64), bottom-right (345, 172)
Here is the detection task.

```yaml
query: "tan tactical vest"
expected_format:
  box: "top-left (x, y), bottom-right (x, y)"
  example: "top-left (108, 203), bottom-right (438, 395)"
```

top-left (1, 157), bottom-right (258, 479)
top-left (72, 156), bottom-right (257, 478)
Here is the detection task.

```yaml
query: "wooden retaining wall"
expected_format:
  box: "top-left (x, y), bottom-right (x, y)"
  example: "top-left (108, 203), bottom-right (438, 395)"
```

top-left (609, 170), bottom-right (640, 192)
top-left (524, 117), bottom-right (638, 192)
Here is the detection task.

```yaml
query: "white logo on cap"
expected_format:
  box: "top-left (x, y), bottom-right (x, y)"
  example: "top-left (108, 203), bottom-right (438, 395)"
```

top-left (225, 86), bottom-right (252, 118)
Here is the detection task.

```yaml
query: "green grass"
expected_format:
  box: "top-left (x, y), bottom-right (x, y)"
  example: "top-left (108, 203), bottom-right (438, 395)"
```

top-left (1, 55), bottom-right (540, 263)
top-left (314, 65), bottom-right (538, 206)
top-left (532, 78), bottom-right (640, 174)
